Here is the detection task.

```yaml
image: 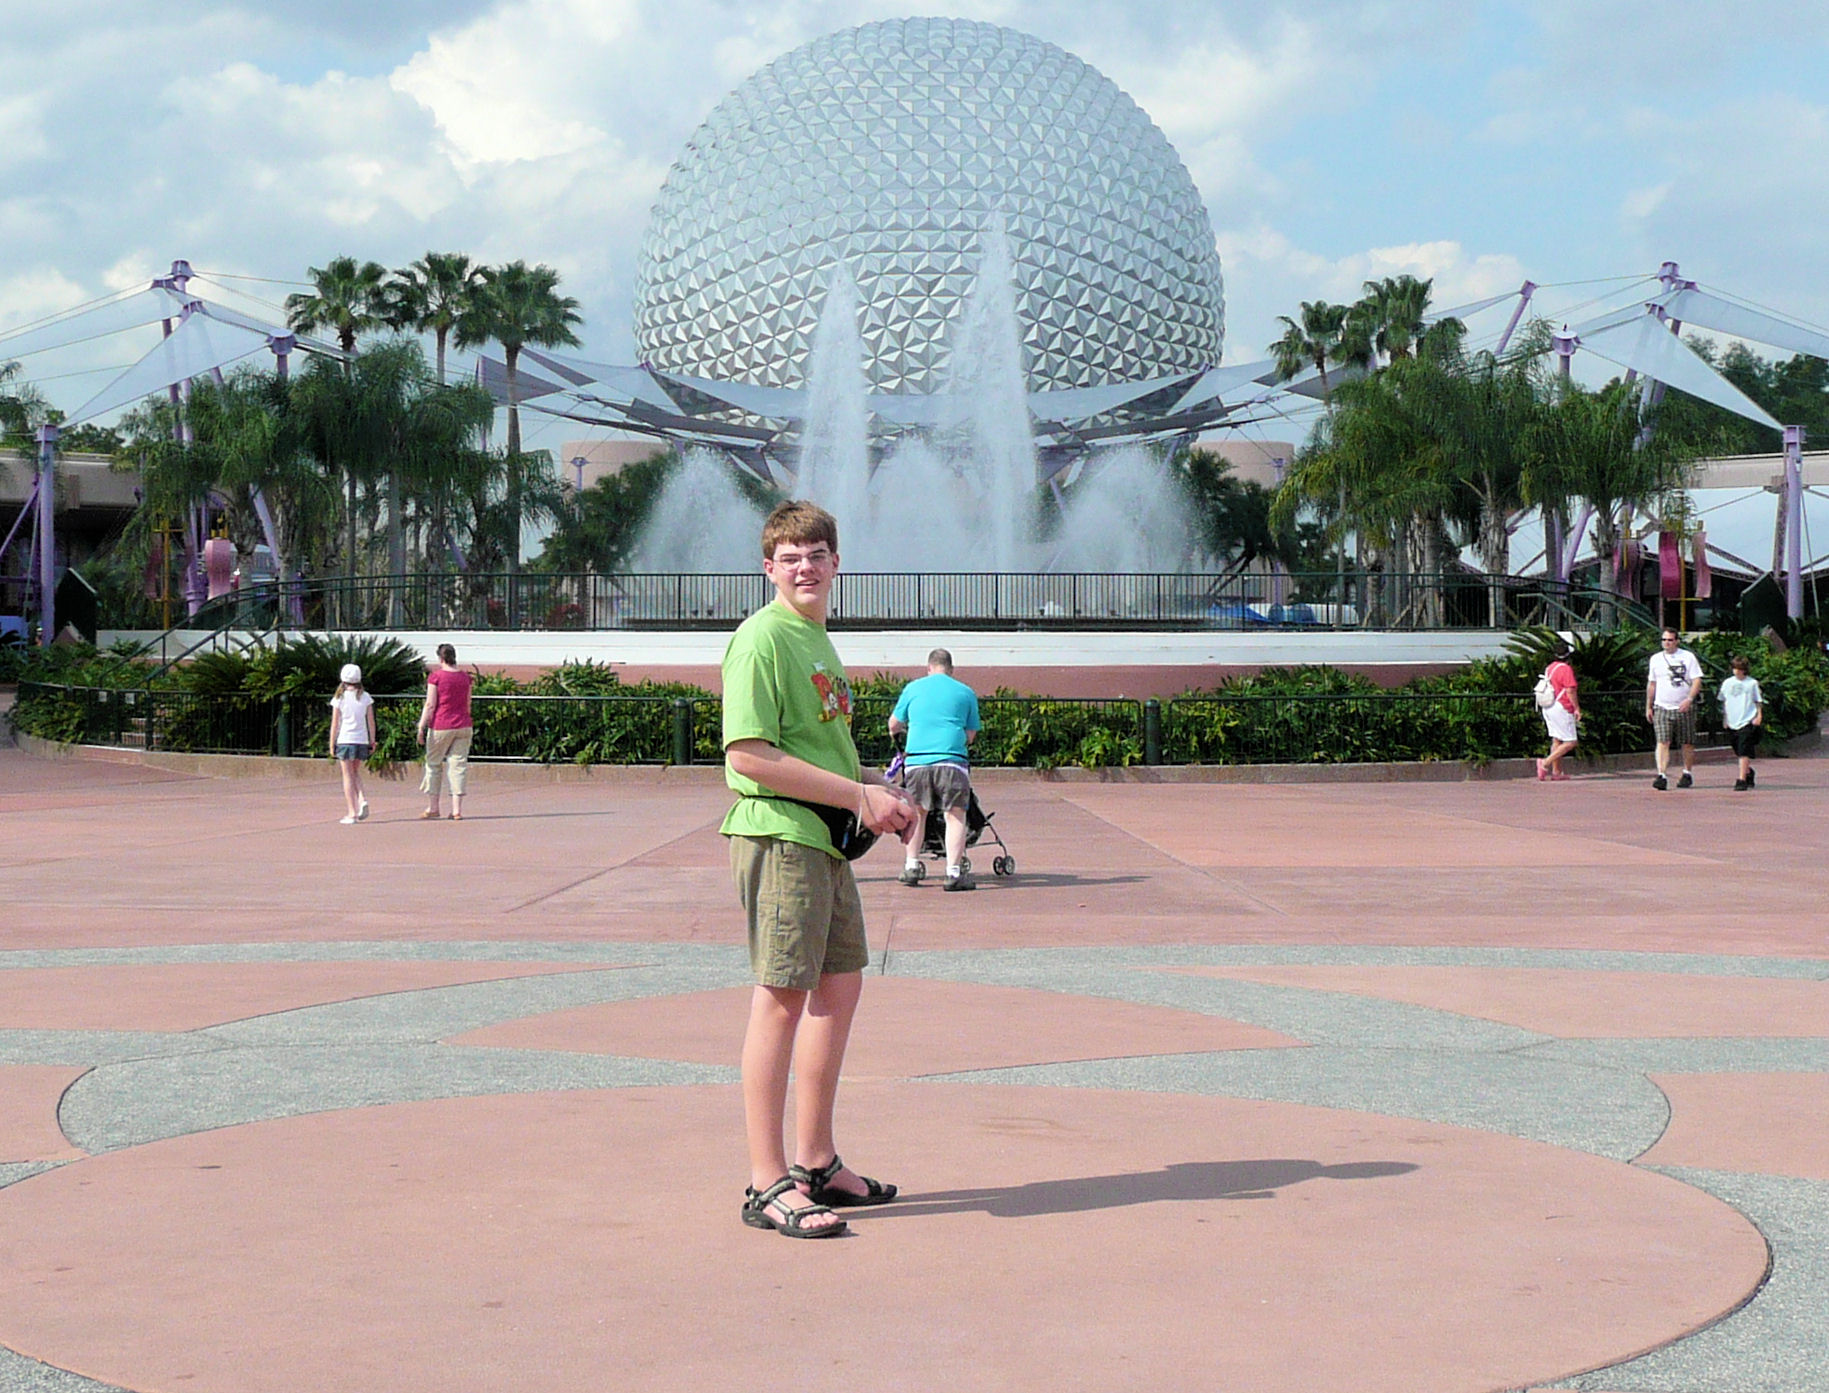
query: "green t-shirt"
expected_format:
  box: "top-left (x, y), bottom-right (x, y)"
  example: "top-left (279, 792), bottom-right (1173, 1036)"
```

top-left (720, 599), bottom-right (861, 856)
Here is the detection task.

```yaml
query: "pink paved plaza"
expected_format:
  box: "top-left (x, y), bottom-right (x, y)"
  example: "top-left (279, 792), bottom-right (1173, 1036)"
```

top-left (1, 736), bottom-right (1826, 1392)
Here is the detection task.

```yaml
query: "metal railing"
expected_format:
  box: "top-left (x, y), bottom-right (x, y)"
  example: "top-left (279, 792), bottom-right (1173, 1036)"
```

top-left (17, 681), bottom-right (1689, 769)
top-left (100, 570), bottom-right (1655, 636)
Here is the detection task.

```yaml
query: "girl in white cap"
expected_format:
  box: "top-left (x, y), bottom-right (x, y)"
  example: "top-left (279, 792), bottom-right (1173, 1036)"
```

top-left (329, 663), bottom-right (377, 824)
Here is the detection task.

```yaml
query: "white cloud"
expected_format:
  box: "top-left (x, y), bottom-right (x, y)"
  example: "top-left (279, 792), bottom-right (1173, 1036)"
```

top-left (391, 0), bottom-right (636, 166)
top-left (0, 95), bottom-right (50, 170)
top-left (1, 0), bottom-right (1826, 421)
top-left (0, 270), bottom-right (92, 336)
top-left (1214, 226), bottom-right (1529, 362)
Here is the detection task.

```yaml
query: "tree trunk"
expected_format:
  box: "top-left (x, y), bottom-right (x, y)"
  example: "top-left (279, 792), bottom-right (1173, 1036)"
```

top-left (1479, 494), bottom-right (1509, 628)
top-left (345, 470), bottom-right (359, 627)
top-left (388, 468), bottom-right (405, 627)
top-left (505, 344), bottom-right (522, 576)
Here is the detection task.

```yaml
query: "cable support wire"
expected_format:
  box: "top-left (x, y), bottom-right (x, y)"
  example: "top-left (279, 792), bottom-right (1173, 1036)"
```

top-left (1692, 281), bottom-right (1829, 341)
top-left (1459, 280), bottom-right (1659, 360)
top-left (189, 275), bottom-right (292, 318)
top-left (0, 284), bottom-right (153, 349)
top-left (1535, 273), bottom-right (1660, 290)
top-left (1693, 489), bottom-right (1767, 516)
top-left (0, 321), bottom-right (166, 359)
top-left (10, 362), bottom-right (140, 384)
top-left (192, 269), bottom-right (315, 288)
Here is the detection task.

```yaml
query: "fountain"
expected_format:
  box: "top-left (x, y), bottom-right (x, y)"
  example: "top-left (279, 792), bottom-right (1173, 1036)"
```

top-left (632, 220), bottom-right (1195, 578)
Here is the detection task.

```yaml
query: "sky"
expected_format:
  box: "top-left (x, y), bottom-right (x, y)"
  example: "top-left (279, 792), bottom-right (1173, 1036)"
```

top-left (3, 0), bottom-right (1827, 451)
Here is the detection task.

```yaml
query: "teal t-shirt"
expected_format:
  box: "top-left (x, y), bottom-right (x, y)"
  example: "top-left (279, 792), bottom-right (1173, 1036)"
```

top-left (891, 672), bottom-right (981, 766)
top-left (720, 599), bottom-right (860, 856)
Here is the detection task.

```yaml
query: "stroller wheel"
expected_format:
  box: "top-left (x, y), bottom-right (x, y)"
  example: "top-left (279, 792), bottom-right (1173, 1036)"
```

top-left (959, 856), bottom-right (971, 875)
top-left (993, 856), bottom-right (1015, 877)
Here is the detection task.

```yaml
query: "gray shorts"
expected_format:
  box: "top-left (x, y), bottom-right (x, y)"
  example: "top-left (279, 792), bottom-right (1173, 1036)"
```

top-left (904, 761), bottom-right (972, 814)
top-left (729, 836), bottom-right (868, 990)
top-left (1654, 705), bottom-right (1697, 748)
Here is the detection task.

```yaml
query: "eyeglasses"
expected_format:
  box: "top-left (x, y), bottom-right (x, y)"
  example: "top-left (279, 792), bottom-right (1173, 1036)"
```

top-left (1661, 636), bottom-right (1679, 643)
top-left (771, 549), bottom-right (834, 571)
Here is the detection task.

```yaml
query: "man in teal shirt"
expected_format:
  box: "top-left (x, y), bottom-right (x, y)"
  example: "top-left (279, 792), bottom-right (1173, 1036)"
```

top-left (723, 500), bottom-right (916, 1239)
top-left (889, 647), bottom-right (981, 890)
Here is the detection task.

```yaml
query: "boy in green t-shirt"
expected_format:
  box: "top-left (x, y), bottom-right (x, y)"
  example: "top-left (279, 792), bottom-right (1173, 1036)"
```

top-left (723, 500), bottom-right (917, 1238)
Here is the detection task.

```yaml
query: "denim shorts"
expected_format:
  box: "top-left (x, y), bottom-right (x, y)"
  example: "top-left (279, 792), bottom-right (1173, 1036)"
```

top-left (334, 743), bottom-right (372, 762)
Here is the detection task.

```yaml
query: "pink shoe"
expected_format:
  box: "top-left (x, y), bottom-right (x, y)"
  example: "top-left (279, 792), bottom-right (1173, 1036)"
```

top-left (1551, 771), bottom-right (1570, 781)
top-left (1535, 759), bottom-right (1548, 781)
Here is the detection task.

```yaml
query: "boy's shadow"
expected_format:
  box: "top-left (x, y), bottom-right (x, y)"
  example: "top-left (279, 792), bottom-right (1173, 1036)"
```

top-left (863, 1159), bottom-right (1418, 1220)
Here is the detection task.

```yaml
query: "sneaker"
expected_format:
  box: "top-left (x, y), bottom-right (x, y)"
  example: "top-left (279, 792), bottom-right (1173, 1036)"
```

top-left (357, 796), bottom-right (370, 821)
top-left (1652, 774), bottom-right (1668, 791)
top-left (1746, 768), bottom-right (1756, 788)
top-left (339, 814), bottom-right (358, 825)
top-left (943, 870), bottom-right (977, 892)
top-left (1734, 778), bottom-right (1749, 791)
top-left (1535, 758), bottom-right (1548, 781)
top-left (1677, 772), bottom-right (1693, 789)
top-left (898, 864), bottom-right (924, 886)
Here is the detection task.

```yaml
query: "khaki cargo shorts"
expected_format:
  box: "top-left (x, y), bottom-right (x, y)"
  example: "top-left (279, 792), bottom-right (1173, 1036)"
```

top-left (729, 835), bottom-right (868, 990)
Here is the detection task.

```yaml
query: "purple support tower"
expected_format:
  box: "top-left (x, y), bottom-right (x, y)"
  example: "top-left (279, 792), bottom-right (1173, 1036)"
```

top-left (34, 423), bottom-right (58, 645)
top-left (1551, 328), bottom-right (1577, 385)
top-left (1784, 425), bottom-right (1805, 618)
top-left (1493, 281), bottom-right (1536, 356)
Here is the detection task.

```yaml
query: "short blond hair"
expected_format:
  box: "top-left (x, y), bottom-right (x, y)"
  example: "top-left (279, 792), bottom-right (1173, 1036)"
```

top-left (760, 500), bottom-right (838, 560)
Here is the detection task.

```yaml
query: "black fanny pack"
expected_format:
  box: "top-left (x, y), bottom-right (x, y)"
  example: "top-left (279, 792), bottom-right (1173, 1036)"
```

top-left (750, 795), bottom-right (878, 862)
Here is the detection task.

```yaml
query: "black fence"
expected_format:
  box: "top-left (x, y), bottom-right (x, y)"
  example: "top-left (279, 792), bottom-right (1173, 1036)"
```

top-left (117, 570), bottom-right (1655, 636)
top-left (17, 681), bottom-right (1683, 770)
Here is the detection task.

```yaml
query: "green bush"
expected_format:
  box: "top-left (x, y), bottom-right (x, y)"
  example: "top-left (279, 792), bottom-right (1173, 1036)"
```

top-left (14, 620), bottom-right (1825, 768)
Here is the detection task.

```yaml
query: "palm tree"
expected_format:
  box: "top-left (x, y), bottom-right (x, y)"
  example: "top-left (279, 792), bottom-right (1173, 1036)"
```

top-left (285, 257), bottom-right (390, 357)
top-left (1358, 275), bottom-right (1434, 362)
top-left (1270, 301), bottom-right (1374, 607)
top-left (286, 257), bottom-right (390, 582)
top-left (456, 261), bottom-right (583, 570)
top-left (385, 252), bottom-right (484, 383)
top-left (1522, 383), bottom-right (1701, 601)
top-left (1269, 301), bottom-right (1370, 402)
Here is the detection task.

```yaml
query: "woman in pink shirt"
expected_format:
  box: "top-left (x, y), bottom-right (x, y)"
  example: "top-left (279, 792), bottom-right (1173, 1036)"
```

top-left (417, 643), bottom-right (475, 820)
top-left (1536, 640), bottom-right (1581, 781)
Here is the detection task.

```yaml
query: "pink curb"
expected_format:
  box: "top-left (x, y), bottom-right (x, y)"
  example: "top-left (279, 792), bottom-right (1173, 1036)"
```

top-left (1641, 1072), bottom-right (1829, 1179)
top-left (0, 1066), bottom-right (86, 1163)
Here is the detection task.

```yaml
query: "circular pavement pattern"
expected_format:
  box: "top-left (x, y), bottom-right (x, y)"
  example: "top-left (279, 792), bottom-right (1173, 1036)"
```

top-left (0, 1083), bottom-right (1764, 1393)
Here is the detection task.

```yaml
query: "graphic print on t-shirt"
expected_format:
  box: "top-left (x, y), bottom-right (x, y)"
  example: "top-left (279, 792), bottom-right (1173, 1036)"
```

top-left (809, 663), bottom-right (852, 722)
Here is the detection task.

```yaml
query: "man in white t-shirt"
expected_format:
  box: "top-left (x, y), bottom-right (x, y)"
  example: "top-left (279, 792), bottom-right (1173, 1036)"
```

top-left (1645, 629), bottom-right (1704, 790)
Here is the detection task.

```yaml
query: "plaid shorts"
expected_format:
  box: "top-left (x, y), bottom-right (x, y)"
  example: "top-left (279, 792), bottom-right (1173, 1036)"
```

top-left (1653, 705), bottom-right (1697, 748)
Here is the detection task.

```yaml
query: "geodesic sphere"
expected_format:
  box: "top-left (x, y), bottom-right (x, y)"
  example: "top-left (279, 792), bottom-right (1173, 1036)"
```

top-left (633, 17), bottom-right (1225, 395)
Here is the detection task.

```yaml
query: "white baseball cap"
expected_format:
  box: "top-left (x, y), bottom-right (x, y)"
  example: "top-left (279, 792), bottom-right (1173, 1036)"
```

top-left (339, 663), bottom-right (362, 683)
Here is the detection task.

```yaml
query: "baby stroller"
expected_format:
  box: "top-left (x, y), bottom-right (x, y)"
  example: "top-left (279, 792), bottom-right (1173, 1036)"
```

top-left (886, 751), bottom-right (1017, 879)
